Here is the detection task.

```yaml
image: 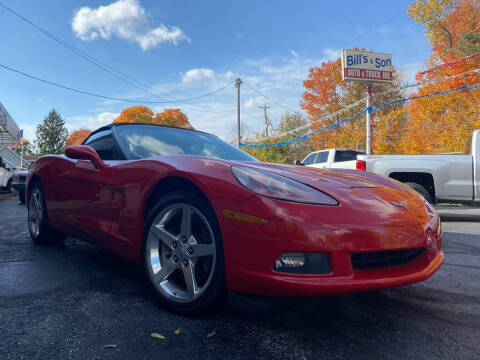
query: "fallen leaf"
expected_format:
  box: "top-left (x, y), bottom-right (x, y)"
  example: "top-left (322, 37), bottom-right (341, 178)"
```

top-left (105, 344), bottom-right (117, 350)
top-left (174, 329), bottom-right (181, 336)
top-left (151, 333), bottom-right (166, 340)
top-left (206, 331), bottom-right (217, 340)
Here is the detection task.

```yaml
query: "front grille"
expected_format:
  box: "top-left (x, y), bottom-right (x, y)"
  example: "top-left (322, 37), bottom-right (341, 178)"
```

top-left (352, 248), bottom-right (424, 271)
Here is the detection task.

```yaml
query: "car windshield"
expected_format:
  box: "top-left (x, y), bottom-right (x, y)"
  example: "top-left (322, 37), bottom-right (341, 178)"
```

top-left (115, 125), bottom-right (258, 162)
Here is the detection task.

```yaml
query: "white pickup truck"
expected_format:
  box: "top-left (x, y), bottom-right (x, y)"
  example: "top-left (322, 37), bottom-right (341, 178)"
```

top-left (299, 149), bottom-right (366, 170)
top-left (346, 130), bottom-right (480, 205)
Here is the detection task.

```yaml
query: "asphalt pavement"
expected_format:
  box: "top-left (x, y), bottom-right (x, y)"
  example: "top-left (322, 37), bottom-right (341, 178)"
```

top-left (0, 194), bottom-right (479, 360)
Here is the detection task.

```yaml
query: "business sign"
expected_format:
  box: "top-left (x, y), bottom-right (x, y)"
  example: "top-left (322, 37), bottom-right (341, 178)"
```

top-left (342, 50), bottom-right (393, 83)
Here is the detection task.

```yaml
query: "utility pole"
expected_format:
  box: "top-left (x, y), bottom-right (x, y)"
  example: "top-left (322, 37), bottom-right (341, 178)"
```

top-left (366, 84), bottom-right (373, 155)
top-left (259, 105), bottom-right (271, 137)
top-left (235, 78), bottom-right (242, 147)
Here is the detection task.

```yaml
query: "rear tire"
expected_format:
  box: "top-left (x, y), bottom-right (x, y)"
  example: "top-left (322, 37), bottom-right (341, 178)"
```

top-left (28, 182), bottom-right (65, 245)
top-left (143, 190), bottom-right (226, 315)
top-left (405, 182), bottom-right (433, 204)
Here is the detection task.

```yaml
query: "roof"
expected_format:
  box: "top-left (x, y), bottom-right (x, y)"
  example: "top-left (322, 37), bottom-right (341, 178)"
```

top-left (0, 102), bottom-right (20, 147)
top-left (0, 147), bottom-right (30, 168)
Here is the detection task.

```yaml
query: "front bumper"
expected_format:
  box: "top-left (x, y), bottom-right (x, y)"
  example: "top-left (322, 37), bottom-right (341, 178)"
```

top-left (229, 247), bottom-right (443, 298)
top-left (215, 191), bottom-right (444, 298)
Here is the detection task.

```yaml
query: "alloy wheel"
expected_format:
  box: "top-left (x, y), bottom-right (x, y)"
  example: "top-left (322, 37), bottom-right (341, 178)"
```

top-left (28, 188), bottom-right (43, 237)
top-left (146, 203), bottom-right (217, 303)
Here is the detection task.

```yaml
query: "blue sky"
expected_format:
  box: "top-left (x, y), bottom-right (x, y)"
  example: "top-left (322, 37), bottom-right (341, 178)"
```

top-left (0, 0), bottom-right (432, 143)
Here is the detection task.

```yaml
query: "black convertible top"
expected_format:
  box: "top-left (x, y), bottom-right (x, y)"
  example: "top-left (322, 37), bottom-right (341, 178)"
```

top-left (84, 123), bottom-right (213, 145)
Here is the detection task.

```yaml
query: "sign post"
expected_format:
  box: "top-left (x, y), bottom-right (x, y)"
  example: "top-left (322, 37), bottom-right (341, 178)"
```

top-left (342, 50), bottom-right (393, 155)
top-left (366, 85), bottom-right (373, 155)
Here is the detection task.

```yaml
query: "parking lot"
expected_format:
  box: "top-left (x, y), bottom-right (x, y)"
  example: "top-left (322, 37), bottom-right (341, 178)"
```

top-left (0, 194), bottom-right (479, 360)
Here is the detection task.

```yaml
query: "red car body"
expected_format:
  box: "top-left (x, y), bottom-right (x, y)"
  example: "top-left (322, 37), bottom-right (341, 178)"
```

top-left (27, 125), bottom-right (443, 300)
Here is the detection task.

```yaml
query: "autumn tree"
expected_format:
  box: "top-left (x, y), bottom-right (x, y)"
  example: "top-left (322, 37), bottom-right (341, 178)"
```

top-left (302, 57), bottom-right (405, 153)
top-left (35, 109), bottom-right (69, 156)
top-left (114, 106), bottom-right (194, 129)
top-left (155, 109), bottom-right (194, 129)
top-left (114, 106), bottom-right (155, 124)
top-left (405, 0), bottom-right (480, 153)
top-left (66, 129), bottom-right (92, 147)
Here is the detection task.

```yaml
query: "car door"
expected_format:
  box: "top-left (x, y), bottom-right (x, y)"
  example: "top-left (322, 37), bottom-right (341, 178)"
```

top-left (303, 153), bottom-right (318, 167)
top-left (311, 151), bottom-right (329, 168)
top-left (49, 130), bottom-right (115, 243)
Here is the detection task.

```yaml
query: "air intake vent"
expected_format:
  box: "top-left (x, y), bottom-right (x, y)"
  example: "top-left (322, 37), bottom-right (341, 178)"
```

top-left (352, 248), bottom-right (424, 271)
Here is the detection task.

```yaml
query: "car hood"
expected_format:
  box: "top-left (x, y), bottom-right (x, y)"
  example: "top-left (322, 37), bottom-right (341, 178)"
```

top-left (231, 161), bottom-right (432, 228)
top-left (232, 162), bottom-right (402, 190)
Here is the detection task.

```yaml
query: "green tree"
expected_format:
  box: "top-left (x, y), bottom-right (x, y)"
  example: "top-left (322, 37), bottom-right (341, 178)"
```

top-left (459, 33), bottom-right (480, 56)
top-left (244, 112), bottom-right (313, 164)
top-left (35, 109), bottom-right (69, 156)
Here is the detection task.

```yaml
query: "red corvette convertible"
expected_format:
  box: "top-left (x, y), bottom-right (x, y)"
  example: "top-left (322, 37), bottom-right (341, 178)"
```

top-left (27, 124), bottom-right (444, 313)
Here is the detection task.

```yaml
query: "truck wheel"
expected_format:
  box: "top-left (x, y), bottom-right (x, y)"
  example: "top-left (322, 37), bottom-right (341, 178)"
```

top-left (405, 182), bottom-right (433, 204)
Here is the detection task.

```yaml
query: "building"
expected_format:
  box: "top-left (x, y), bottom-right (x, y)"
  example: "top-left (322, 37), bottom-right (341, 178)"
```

top-left (0, 102), bottom-right (20, 148)
top-left (0, 102), bottom-right (29, 168)
top-left (0, 147), bottom-right (30, 169)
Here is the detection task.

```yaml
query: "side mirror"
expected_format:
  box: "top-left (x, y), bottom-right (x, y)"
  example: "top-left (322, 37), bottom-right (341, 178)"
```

top-left (65, 145), bottom-right (105, 169)
top-left (294, 160), bottom-right (304, 166)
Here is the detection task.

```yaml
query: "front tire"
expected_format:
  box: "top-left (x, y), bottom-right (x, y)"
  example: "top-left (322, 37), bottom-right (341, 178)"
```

top-left (143, 190), bottom-right (226, 314)
top-left (28, 182), bottom-right (65, 245)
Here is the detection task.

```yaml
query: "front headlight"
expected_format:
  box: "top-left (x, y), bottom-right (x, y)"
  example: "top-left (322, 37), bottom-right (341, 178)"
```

top-left (231, 166), bottom-right (338, 205)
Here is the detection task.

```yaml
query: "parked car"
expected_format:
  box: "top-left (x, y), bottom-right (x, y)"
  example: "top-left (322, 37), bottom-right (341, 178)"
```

top-left (27, 123), bottom-right (444, 314)
top-left (12, 162), bottom-right (34, 204)
top-left (336, 130), bottom-right (480, 205)
top-left (297, 149), bottom-right (366, 169)
top-left (0, 156), bottom-right (15, 193)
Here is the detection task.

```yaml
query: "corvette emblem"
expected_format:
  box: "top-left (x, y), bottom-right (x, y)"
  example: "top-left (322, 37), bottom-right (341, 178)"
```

top-left (391, 202), bottom-right (409, 211)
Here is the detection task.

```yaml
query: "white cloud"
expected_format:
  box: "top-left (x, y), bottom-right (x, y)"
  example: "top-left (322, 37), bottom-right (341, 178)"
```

top-left (181, 68), bottom-right (216, 85)
top-left (72, 0), bottom-right (190, 51)
top-left (244, 96), bottom-right (265, 110)
top-left (224, 70), bottom-right (236, 81)
top-left (290, 50), bottom-right (299, 58)
top-left (323, 48), bottom-right (341, 61)
top-left (66, 112), bottom-right (119, 132)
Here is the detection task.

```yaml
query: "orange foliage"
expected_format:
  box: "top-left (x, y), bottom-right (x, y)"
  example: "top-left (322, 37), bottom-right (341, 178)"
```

top-left (114, 106), bottom-right (194, 129)
top-left (405, 0), bottom-right (480, 154)
top-left (302, 57), bottom-right (404, 152)
top-left (114, 106), bottom-right (155, 124)
top-left (66, 129), bottom-right (92, 147)
top-left (155, 109), bottom-right (194, 129)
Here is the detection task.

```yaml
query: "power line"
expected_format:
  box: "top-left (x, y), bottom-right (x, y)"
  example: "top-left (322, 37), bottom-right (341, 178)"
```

top-left (0, 2), bottom-right (235, 114)
top-left (0, 62), bottom-right (235, 104)
top-left (345, 10), bottom-right (404, 47)
top-left (242, 81), bottom-right (299, 113)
